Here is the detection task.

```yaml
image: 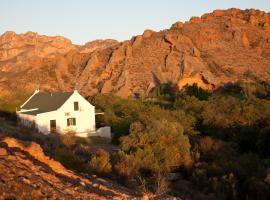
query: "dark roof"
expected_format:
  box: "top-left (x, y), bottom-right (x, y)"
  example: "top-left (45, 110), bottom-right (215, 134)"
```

top-left (21, 92), bottom-right (73, 114)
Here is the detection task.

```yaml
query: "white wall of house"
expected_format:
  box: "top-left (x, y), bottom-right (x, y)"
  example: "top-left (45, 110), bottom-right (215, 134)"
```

top-left (58, 91), bottom-right (96, 136)
top-left (16, 90), bottom-right (111, 138)
top-left (35, 91), bottom-right (96, 137)
top-left (35, 110), bottom-right (58, 134)
top-left (18, 113), bottom-right (36, 127)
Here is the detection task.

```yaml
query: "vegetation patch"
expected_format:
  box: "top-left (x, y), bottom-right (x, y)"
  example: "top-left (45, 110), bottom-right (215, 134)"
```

top-left (1, 81), bottom-right (270, 199)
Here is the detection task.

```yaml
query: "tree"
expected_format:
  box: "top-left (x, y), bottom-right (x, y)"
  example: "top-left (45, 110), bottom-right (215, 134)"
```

top-left (116, 119), bottom-right (192, 194)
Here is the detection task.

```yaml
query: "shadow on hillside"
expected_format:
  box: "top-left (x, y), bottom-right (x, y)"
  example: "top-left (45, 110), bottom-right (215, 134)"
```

top-left (0, 110), bottom-right (17, 122)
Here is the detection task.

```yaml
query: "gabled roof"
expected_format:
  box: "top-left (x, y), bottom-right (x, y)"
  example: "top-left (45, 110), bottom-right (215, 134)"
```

top-left (20, 91), bottom-right (73, 114)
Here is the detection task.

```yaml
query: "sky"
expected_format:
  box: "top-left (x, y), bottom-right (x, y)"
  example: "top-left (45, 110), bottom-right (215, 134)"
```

top-left (1, 0), bottom-right (270, 45)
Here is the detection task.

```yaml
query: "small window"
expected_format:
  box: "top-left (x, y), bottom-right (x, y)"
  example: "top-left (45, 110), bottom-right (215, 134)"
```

top-left (74, 102), bottom-right (79, 111)
top-left (50, 120), bottom-right (57, 132)
top-left (67, 118), bottom-right (76, 126)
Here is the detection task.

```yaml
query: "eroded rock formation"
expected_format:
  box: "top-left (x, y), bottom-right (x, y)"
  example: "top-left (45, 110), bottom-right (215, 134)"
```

top-left (0, 8), bottom-right (270, 98)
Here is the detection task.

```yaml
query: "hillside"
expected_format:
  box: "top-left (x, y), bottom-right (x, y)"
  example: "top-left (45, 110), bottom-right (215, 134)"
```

top-left (0, 8), bottom-right (270, 100)
top-left (0, 131), bottom-right (135, 199)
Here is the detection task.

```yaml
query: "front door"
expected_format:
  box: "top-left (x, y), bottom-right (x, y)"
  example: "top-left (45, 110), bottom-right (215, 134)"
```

top-left (50, 120), bottom-right (56, 133)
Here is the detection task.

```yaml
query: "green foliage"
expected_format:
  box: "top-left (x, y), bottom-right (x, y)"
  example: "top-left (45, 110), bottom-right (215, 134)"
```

top-left (89, 81), bottom-right (270, 198)
top-left (89, 94), bottom-right (145, 142)
top-left (54, 147), bottom-right (86, 172)
top-left (174, 94), bottom-right (206, 121)
top-left (60, 131), bottom-right (76, 148)
top-left (89, 148), bottom-right (112, 175)
top-left (3, 80), bottom-right (270, 199)
top-left (178, 83), bottom-right (211, 100)
top-left (115, 119), bottom-right (191, 194)
top-left (149, 82), bottom-right (177, 100)
top-left (119, 120), bottom-right (191, 173)
top-left (202, 96), bottom-right (270, 129)
top-left (90, 93), bottom-right (197, 143)
top-left (217, 81), bottom-right (270, 100)
top-left (254, 81), bottom-right (270, 99)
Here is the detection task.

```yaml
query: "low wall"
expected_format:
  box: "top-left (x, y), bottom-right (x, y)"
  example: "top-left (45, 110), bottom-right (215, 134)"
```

top-left (91, 126), bottom-right (111, 139)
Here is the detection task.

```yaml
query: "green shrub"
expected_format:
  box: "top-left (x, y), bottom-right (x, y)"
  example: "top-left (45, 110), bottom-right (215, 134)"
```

top-left (115, 119), bottom-right (191, 194)
top-left (89, 148), bottom-right (112, 175)
top-left (60, 131), bottom-right (76, 148)
top-left (54, 147), bottom-right (86, 172)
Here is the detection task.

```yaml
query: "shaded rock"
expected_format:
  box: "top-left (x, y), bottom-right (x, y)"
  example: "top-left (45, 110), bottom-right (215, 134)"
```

top-left (0, 148), bottom-right (7, 156)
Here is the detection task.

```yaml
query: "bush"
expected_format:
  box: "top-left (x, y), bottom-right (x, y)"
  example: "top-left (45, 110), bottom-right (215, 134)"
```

top-left (61, 131), bottom-right (76, 148)
top-left (89, 148), bottom-right (112, 175)
top-left (54, 147), bottom-right (86, 172)
top-left (180, 83), bottom-right (211, 100)
top-left (115, 153), bottom-right (141, 178)
top-left (116, 119), bottom-right (192, 194)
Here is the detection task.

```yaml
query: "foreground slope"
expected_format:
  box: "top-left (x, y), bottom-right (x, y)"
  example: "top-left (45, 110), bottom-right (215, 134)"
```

top-left (0, 134), bottom-right (134, 199)
top-left (0, 8), bottom-right (270, 98)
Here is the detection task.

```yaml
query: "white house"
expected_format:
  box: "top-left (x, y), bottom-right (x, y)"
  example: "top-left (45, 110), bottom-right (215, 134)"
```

top-left (17, 90), bottom-right (111, 138)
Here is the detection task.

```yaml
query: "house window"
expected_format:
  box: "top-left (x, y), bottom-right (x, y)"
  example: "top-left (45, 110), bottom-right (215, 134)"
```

top-left (50, 120), bottom-right (57, 132)
top-left (67, 118), bottom-right (76, 126)
top-left (74, 102), bottom-right (79, 111)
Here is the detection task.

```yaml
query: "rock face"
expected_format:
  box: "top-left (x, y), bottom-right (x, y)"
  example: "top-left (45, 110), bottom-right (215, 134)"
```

top-left (0, 136), bottom-right (134, 199)
top-left (79, 39), bottom-right (119, 53)
top-left (1, 8), bottom-right (270, 98)
top-left (0, 31), bottom-right (75, 61)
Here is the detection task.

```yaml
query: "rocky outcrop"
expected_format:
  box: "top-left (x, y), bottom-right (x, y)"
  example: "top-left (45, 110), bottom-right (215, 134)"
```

top-left (0, 8), bottom-right (270, 99)
top-left (0, 31), bottom-right (75, 61)
top-left (79, 39), bottom-right (118, 53)
top-left (0, 136), bottom-right (135, 199)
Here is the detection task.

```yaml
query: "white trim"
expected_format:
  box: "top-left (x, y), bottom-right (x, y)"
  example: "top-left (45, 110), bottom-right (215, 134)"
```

top-left (95, 112), bottom-right (104, 115)
top-left (20, 90), bottom-right (39, 108)
top-left (17, 108), bottom-right (39, 113)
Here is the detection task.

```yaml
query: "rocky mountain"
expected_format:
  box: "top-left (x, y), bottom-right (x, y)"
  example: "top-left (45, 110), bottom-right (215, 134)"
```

top-left (79, 39), bottom-right (118, 53)
top-left (0, 8), bottom-right (270, 99)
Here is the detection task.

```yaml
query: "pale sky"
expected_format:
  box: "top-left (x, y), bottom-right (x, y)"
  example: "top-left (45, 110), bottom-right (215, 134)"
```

top-left (1, 0), bottom-right (269, 44)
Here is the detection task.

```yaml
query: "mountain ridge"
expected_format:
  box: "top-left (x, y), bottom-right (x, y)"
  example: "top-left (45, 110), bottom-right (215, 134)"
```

top-left (0, 8), bottom-right (270, 100)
